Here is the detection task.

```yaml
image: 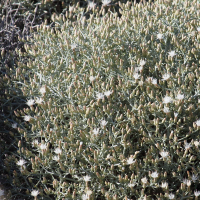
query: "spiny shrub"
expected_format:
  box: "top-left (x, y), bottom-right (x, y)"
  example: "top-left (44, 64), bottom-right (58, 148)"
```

top-left (8, 0), bottom-right (200, 199)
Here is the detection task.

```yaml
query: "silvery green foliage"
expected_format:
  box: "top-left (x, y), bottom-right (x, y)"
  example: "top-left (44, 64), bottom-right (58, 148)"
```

top-left (13, 0), bottom-right (200, 199)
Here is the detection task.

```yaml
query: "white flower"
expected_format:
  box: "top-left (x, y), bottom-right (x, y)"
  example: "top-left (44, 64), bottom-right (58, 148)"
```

top-left (163, 106), bottom-right (170, 113)
top-left (0, 189), bottom-right (4, 197)
top-left (163, 96), bottom-right (173, 104)
top-left (191, 174), bottom-right (198, 182)
top-left (85, 189), bottom-right (92, 195)
top-left (17, 159), bottom-right (26, 166)
top-left (186, 179), bottom-right (191, 186)
top-left (102, 0), bottom-right (111, 6)
top-left (104, 90), bottom-right (112, 97)
top-left (71, 43), bottom-right (77, 50)
top-left (194, 141), bottom-right (199, 147)
top-left (32, 140), bottom-right (39, 146)
top-left (141, 177), bottom-right (148, 184)
top-left (183, 178), bottom-right (187, 184)
top-left (160, 150), bottom-right (169, 159)
top-left (100, 120), bottom-right (107, 127)
top-left (83, 175), bottom-right (91, 182)
top-left (168, 193), bottom-right (175, 199)
top-left (127, 156), bottom-right (135, 165)
top-left (157, 33), bottom-right (163, 39)
top-left (89, 76), bottom-right (96, 82)
top-left (139, 60), bottom-right (146, 66)
top-left (151, 171), bottom-right (159, 178)
top-left (96, 92), bottom-right (104, 100)
top-left (92, 128), bottom-right (99, 135)
top-left (24, 115), bottom-right (32, 122)
top-left (197, 27), bottom-right (200, 32)
top-left (151, 78), bottom-right (157, 85)
top-left (39, 86), bottom-right (46, 95)
top-left (161, 182), bottom-right (168, 189)
top-left (26, 99), bottom-right (35, 107)
top-left (40, 143), bottom-right (47, 150)
top-left (174, 112), bottom-right (178, 117)
top-left (162, 73), bottom-right (171, 81)
top-left (128, 182), bottom-right (136, 187)
top-left (31, 190), bottom-right (39, 197)
top-left (194, 190), bottom-right (200, 197)
top-left (176, 94), bottom-right (184, 100)
top-left (12, 123), bottom-right (17, 128)
top-left (88, 1), bottom-right (96, 9)
top-left (168, 50), bottom-right (176, 57)
top-left (133, 73), bottom-right (141, 80)
top-left (53, 155), bottom-right (60, 161)
top-left (195, 119), bottom-right (200, 126)
top-left (135, 66), bottom-right (143, 72)
top-left (35, 97), bottom-right (43, 104)
top-left (54, 148), bottom-right (62, 154)
top-left (184, 142), bottom-right (192, 150)
top-left (82, 194), bottom-right (89, 200)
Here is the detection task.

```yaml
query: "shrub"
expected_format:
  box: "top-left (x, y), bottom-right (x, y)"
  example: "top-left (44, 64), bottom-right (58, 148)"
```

top-left (7, 0), bottom-right (200, 199)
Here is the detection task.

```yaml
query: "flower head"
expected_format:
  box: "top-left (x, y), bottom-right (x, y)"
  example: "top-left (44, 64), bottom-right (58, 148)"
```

top-left (192, 174), bottom-right (199, 183)
top-left (88, 1), bottom-right (96, 9)
top-left (163, 96), bottom-right (173, 104)
top-left (31, 190), bottom-right (39, 197)
top-left (24, 115), bottom-right (32, 122)
top-left (83, 175), bottom-right (91, 182)
top-left (157, 33), bottom-right (163, 39)
top-left (141, 177), bottom-right (148, 184)
top-left (104, 90), bottom-right (112, 97)
top-left (71, 43), bottom-right (77, 50)
top-left (40, 143), bottom-right (47, 150)
top-left (168, 50), bottom-right (176, 57)
top-left (89, 76), bottom-right (96, 82)
top-left (162, 73), bottom-right (170, 81)
top-left (174, 112), bottom-right (178, 117)
top-left (139, 60), bottom-right (146, 66)
top-left (176, 94), bottom-right (184, 100)
top-left (127, 156), bottom-right (135, 165)
top-left (54, 148), bottom-right (62, 154)
top-left (35, 97), bottom-right (43, 104)
top-left (151, 171), bottom-right (159, 178)
top-left (151, 78), bottom-right (157, 85)
top-left (53, 155), bottom-right (60, 161)
top-left (92, 128), bottom-right (99, 135)
top-left (184, 142), bottom-right (192, 150)
top-left (39, 86), bottom-right (46, 95)
top-left (197, 27), bottom-right (200, 32)
top-left (168, 193), bottom-right (175, 199)
top-left (160, 150), bottom-right (169, 159)
top-left (96, 92), bottom-right (104, 100)
top-left (186, 179), bottom-right (191, 186)
top-left (82, 194), bottom-right (89, 200)
top-left (100, 120), bottom-right (108, 127)
top-left (17, 159), bottom-right (26, 166)
top-left (161, 182), bottom-right (168, 189)
top-left (195, 119), bottom-right (200, 126)
top-left (194, 141), bottom-right (200, 147)
top-left (128, 182), bottom-right (136, 187)
top-left (26, 99), bottom-right (35, 107)
top-left (133, 73), bottom-right (141, 80)
top-left (102, 0), bottom-right (111, 6)
top-left (163, 106), bottom-right (170, 113)
top-left (194, 190), bottom-right (200, 197)
top-left (12, 123), bottom-right (17, 129)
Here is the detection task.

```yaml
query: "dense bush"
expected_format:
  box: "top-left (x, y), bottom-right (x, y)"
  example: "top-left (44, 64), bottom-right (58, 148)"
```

top-left (1, 0), bottom-right (200, 199)
top-left (0, 0), bottom-right (122, 198)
